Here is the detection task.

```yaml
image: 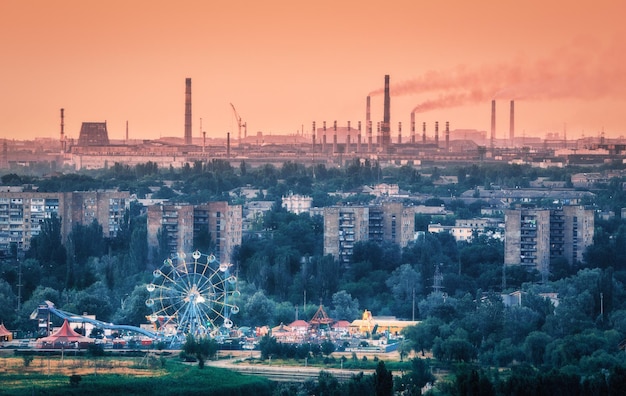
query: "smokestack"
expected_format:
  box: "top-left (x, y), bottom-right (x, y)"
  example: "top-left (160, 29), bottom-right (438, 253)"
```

top-left (368, 121), bottom-right (373, 152)
top-left (347, 121), bottom-right (351, 153)
top-left (366, 96), bottom-right (371, 129)
top-left (202, 131), bottom-right (206, 153)
top-left (312, 121), bottom-right (316, 152)
top-left (376, 122), bottom-right (381, 145)
top-left (509, 100), bottom-right (515, 144)
top-left (60, 108), bottom-right (65, 152)
top-left (490, 99), bottom-right (496, 150)
top-left (435, 121), bottom-right (439, 146)
top-left (126, 120), bottom-right (129, 143)
top-left (422, 122), bottom-right (426, 143)
top-left (397, 122), bottom-right (402, 145)
top-left (226, 132), bottom-right (230, 158)
top-left (411, 112), bottom-right (416, 144)
top-left (445, 121), bottom-right (450, 151)
top-left (381, 75), bottom-right (391, 150)
top-left (357, 121), bottom-right (361, 153)
top-left (322, 121), bottom-right (327, 152)
top-left (185, 78), bottom-right (192, 145)
top-left (333, 120), bottom-right (337, 154)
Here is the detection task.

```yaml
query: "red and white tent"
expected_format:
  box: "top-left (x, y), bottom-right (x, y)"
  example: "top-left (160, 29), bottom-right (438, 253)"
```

top-left (0, 323), bottom-right (12, 342)
top-left (37, 319), bottom-right (94, 349)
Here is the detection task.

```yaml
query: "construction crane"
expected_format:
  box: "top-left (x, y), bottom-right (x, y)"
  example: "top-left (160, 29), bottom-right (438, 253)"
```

top-left (229, 103), bottom-right (247, 146)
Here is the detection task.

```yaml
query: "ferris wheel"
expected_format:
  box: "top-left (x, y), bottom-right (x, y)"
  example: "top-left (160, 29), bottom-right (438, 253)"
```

top-left (145, 250), bottom-right (240, 341)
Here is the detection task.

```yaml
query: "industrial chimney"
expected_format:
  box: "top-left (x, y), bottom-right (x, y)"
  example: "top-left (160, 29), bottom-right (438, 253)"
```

top-left (226, 132), bottom-right (230, 158)
top-left (490, 99), bottom-right (496, 151)
top-left (445, 121), bottom-right (450, 151)
top-left (410, 112), bottom-right (416, 144)
top-left (509, 100), bottom-right (515, 145)
top-left (60, 108), bottom-right (65, 153)
top-left (422, 122), bottom-right (426, 144)
top-left (366, 96), bottom-right (371, 130)
top-left (185, 78), bottom-right (192, 145)
top-left (368, 121), bottom-right (373, 153)
top-left (347, 121), bottom-right (351, 152)
top-left (397, 122), bottom-right (402, 145)
top-left (312, 121), bottom-right (316, 152)
top-left (333, 120), bottom-right (337, 154)
top-left (357, 121), bottom-right (362, 153)
top-left (322, 121), bottom-right (327, 152)
top-left (435, 121), bottom-right (439, 147)
top-left (381, 75), bottom-right (391, 150)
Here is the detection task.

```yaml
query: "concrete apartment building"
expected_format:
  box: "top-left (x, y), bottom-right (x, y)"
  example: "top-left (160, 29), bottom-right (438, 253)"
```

top-left (147, 202), bottom-right (242, 264)
top-left (0, 190), bottom-right (129, 255)
top-left (324, 202), bottom-right (416, 265)
top-left (504, 205), bottom-right (594, 276)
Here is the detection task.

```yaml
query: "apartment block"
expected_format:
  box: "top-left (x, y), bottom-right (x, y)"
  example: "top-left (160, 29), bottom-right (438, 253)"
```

top-left (323, 202), bottom-right (416, 265)
top-left (147, 202), bottom-right (242, 264)
top-left (504, 206), bottom-right (594, 275)
top-left (0, 191), bottom-right (129, 255)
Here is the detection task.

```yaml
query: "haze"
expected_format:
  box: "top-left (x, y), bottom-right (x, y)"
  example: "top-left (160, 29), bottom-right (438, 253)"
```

top-left (2, 0), bottom-right (625, 141)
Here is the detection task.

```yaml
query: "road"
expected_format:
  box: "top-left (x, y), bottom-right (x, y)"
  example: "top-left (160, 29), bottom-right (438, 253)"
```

top-left (208, 352), bottom-right (374, 383)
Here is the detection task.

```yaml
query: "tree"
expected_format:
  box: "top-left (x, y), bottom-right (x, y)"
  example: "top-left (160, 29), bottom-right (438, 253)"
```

top-left (395, 358), bottom-right (435, 395)
top-left (373, 360), bottom-right (394, 396)
top-left (26, 213), bottom-right (66, 286)
top-left (317, 370), bottom-right (342, 396)
top-left (321, 340), bottom-right (336, 357)
top-left (385, 264), bottom-right (422, 319)
top-left (330, 290), bottom-right (360, 321)
top-left (182, 334), bottom-right (218, 368)
top-left (0, 279), bottom-right (17, 326)
top-left (243, 291), bottom-right (276, 327)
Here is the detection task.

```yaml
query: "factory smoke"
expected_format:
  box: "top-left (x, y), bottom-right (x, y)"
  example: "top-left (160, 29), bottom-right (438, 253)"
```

top-left (371, 38), bottom-right (626, 114)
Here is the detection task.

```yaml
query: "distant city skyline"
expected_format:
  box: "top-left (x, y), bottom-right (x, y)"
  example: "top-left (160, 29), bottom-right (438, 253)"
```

top-left (2, 0), bottom-right (625, 142)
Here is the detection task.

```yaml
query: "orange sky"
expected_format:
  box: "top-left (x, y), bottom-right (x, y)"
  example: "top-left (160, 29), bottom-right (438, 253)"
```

top-left (2, 0), bottom-right (625, 142)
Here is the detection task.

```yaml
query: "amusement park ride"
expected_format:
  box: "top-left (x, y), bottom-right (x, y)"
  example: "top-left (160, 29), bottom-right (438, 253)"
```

top-left (35, 250), bottom-right (239, 347)
top-left (145, 250), bottom-right (240, 344)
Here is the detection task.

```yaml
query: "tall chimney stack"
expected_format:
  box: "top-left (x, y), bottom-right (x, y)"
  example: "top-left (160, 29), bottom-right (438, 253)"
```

top-left (435, 121), bottom-right (439, 147)
top-left (509, 100), bottom-right (515, 145)
top-left (445, 121), bottom-right (450, 151)
top-left (347, 121), bottom-right (351, 152)
top-left (397, 122), bottom-right (402, 145)
top-left (422, 122), bottom-right (426, 143)
top-left (357, 121), bottom-right (362, 153)
top-left (312, 121), bottom-right (316, 152)
top-left (185, 78), bottom-right (192, 145)
top-left (368, 121), bottom-right (373, 152)
top-left (226, 132), bottom-right (230, 158)
top-left (410, 112), bottom-right (416, 144)
top-left (60, 108), bottom-right (65, 152)
top-left (381, 75), bottom-right (391, 150)
top-left (333, 120), bottom-right (337, 154)
top-left (126, 120), bottom-right (129, 143)
top-left (322, 121), bottom-right (327, 152)
top-left (366, 96), bottom-right (371, 130)
top-left (490, 99), bottom-right (496, 151)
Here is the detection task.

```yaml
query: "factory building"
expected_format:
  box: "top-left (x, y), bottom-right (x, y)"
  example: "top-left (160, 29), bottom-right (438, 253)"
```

top-left (504, 205), bottom-right (594, 276)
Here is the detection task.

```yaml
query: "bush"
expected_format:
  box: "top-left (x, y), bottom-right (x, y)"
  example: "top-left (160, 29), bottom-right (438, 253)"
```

top-left (22, 355), bottom-right (34, 367)
top-left (69, 374), bottom-right (82, 387)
